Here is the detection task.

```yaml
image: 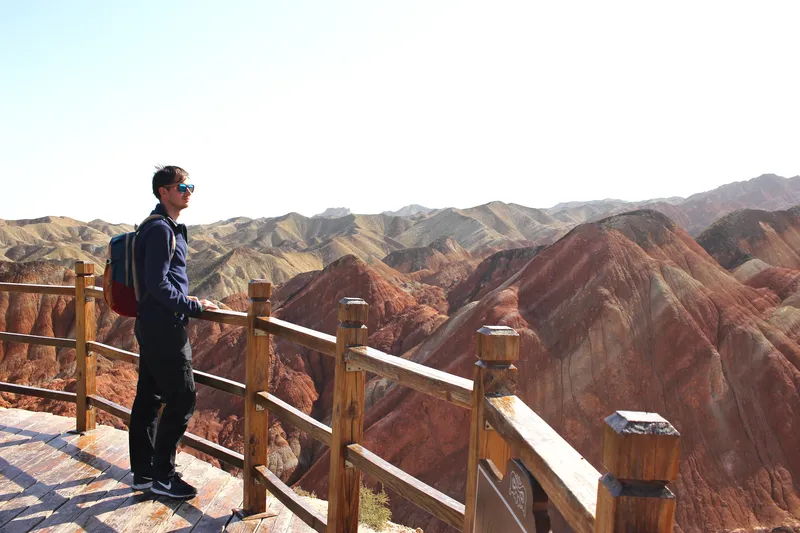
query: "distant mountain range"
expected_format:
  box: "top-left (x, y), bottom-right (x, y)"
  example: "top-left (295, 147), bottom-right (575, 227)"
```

top-left (381, 204), bottom-right (435, 217)
top-left (2, 173), bottom-right (799, 300)
top-left (312, 207), bottom-right (352, 219)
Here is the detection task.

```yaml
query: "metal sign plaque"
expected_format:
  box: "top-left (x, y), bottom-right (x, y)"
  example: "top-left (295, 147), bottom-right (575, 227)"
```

top-left (474, 459), bottom-right (549, 533)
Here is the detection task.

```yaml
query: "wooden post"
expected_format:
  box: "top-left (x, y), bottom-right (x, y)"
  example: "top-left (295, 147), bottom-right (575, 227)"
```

top-left (464, 325), bottom-right (519, 533)
top-left (595, 411), bottom-right (680, 533)
top-left (244, 280), bottom-right (271, 515)
top-left (75, 261), bottom-right (96, 433)
top-left (328, 297), bottom-right (369, 533)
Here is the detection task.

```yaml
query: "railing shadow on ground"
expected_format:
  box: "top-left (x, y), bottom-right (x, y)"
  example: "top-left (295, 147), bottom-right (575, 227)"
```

top-left (0, 261), bottom-right (681, 533)
top-left (0, 418), bottom-right (220, 532)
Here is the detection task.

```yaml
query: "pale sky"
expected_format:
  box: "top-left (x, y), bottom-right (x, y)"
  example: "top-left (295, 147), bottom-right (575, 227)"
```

top-left (1, 2), bottom-right (799, 225)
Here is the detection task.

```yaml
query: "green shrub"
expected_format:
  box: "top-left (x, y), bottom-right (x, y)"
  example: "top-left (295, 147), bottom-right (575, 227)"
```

top-left (359, 484), bottom-right (391, 531)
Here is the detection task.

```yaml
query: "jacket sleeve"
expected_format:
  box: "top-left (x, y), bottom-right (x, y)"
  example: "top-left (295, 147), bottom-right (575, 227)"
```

top-left (142, 222), bottom-right (203, 317)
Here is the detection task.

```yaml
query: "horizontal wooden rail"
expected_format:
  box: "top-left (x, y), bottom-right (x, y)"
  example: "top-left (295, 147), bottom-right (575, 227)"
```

top-left (346, 444), bottom-right (465, 529)
top-left (87, 395), bottom-right (131, 422)
top-left (0, 331), bottom-right (76, 350)
top-left (85, 286), bottom-right (104, 299)
top-left (86, 394), bottom-right (244, 469)
top-left (199, 308), bottom-right (248, 327)
top-left (484, 395), bottom-right (599, 533)
top-left (87, 341), bottom-right (139, 365)
top-left (345, 346), bottom-right (473, 410)
top-left (76, 287), bottom-right (247, 327)
top-left (255, 316), bottom-right (336, 357)
top-left (87, 341), bottom-right (246, 397)
top-left (0, 381), bottom-right (77, 403)
top-left (254, 465), bottom-right (327, 533)
top-left (255, 391), bottom-right (332, 447)
top-left (181, 432), bottom-right (244, 469)
top-left (194, 370), bottom-right (246, 397)
top-left (0, 282), bottom-right (74, 296)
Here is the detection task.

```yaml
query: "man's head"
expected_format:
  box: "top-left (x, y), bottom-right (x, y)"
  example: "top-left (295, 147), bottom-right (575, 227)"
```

top-left (152, 165), bottom-right (193, 213)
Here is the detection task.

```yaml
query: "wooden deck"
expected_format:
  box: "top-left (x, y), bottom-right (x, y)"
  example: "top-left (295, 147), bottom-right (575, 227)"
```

top-left (0, 408), bottom-right (314, 533)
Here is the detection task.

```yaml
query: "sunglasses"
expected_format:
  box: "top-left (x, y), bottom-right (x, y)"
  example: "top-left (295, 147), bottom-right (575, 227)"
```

top-left (165, 183), bottom-right (195, 193)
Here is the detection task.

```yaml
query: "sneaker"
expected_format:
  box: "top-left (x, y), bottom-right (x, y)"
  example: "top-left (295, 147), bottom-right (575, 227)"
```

top-left (151, 475), bottom-right (198, 499)
top-left (132, 474), bottom-right (152, 490)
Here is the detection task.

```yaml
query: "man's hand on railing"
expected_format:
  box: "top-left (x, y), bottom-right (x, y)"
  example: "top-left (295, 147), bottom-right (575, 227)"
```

top-left (189, 296), bottom-right (219, 312)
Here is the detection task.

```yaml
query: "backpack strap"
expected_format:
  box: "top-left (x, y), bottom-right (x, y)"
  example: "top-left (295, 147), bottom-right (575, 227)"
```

top-left (137, 215), bottom-right (177, 259)
top-left (131, 215), bottom-right (177, 302)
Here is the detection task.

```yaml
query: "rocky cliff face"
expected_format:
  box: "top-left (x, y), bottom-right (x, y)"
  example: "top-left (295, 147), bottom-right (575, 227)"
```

top-left (0, 261), bottom-right (145, 429)
top-left (0, 261), bottom-right (76, 383)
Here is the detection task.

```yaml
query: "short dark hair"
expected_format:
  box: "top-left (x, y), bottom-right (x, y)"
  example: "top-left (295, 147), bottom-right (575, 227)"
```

top-left (152, 165), bottom-right (189, 200)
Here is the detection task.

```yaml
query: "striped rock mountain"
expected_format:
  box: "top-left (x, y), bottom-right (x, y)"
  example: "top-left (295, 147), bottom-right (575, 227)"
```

top-left (298, 209), bottom-right (800, 533)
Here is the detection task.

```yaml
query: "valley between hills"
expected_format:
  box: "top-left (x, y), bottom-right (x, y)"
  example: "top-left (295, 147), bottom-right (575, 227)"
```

top-left (1, 173), bottom-right (800, 532)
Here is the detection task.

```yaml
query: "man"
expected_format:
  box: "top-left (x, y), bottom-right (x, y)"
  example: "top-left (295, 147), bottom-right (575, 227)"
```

top-left (129, 165), bottom-right (218, 499)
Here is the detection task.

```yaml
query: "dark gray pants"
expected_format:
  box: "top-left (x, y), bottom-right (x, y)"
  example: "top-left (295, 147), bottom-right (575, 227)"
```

top-left (129, 318), bottom-right (196, 481)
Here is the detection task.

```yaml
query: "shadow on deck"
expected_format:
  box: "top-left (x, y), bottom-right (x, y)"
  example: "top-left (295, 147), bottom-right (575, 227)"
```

top-left (0, 408), bottom-right (296, 533)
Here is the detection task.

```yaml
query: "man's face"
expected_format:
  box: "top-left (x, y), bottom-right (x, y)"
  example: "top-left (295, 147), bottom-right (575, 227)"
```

top-left (160, 175), bottom-right (192, 211)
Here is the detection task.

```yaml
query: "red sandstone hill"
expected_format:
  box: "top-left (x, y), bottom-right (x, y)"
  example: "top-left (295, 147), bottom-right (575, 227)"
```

top-left (675, 174), bottom-right (800, 235)
top-left (269, 255), bottom-right (443, 411)
top-left (187, 255), bottom-right (448, 478)
top-left (697, 206), bottom-right (800, 271)
top-left (299, 209), bottom-right (800, 533)
top-left (187, 255), bottom-right (447, 479)
top-left (447, 245), bottom-right (544, 312)
top-left (381, 236), bottom-right (483, 298)
top-left (696, 207), bottom-right (800, 341)
top-left (0, 261), bottom-right (143, 425)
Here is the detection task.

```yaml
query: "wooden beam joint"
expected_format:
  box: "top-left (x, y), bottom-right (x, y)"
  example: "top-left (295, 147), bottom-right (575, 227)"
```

top-left (595, 410), bottom-right (680, 533)
top-left (345, 363), bottom-right (365, 372)
top-left (600, 473), bottom-right (674, 499)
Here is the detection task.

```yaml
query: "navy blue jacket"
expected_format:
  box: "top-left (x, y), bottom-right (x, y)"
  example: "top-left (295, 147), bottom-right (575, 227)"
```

top-left (134, 203), bottom-right (203, 324)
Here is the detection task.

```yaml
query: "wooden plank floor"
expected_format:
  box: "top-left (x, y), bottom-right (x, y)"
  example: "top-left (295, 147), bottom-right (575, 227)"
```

top-left (0, 408), bottom-right (307, 533)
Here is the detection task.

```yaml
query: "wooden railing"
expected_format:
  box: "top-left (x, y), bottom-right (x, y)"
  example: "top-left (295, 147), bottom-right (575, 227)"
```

top-left (0, 261), bottom-right (681, 533)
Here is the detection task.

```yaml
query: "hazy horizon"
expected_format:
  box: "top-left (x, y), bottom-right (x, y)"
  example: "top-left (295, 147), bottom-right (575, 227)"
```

top-left (0, 172), bottom-right (795, 226)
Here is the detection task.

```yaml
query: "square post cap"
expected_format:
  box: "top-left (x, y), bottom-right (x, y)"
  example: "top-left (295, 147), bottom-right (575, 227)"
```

top-left (75, 261), bottom-right (95, 276)
top-left (476, 326), bottom-right (519, 363)
top-left (249, 280), bottom-right (272, 299)
top-left (603, 411), bottom-right (680, 482)
top-left (338, 298), bottom-right (369, 324)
